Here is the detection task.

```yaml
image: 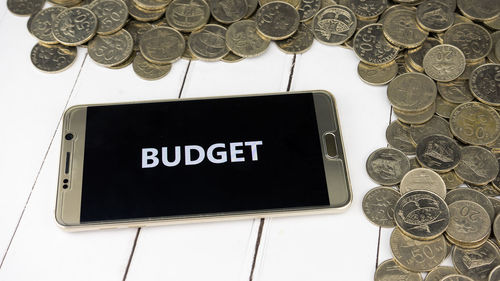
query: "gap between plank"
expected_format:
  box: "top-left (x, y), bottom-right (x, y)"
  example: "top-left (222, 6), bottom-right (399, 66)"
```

top-left (0, 53), bottom-right (89, 270)
top-left (178, 60), bottom-right (192, 99)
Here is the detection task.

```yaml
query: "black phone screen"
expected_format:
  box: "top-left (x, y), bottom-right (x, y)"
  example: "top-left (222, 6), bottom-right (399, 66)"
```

top-left (80, 93), bottom-right (329, 222)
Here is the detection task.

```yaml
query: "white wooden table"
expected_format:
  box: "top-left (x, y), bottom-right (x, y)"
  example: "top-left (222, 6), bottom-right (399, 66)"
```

top-left (0, 2), bottom-right (402, 280)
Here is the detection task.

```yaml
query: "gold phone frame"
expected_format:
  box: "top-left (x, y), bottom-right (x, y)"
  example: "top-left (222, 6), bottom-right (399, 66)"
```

top-left (55, 90), bottom-right (352, 231)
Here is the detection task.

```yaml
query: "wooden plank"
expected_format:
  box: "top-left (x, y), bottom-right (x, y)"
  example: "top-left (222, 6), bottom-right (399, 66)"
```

top-left (251, 42), bottom-right (391, 281)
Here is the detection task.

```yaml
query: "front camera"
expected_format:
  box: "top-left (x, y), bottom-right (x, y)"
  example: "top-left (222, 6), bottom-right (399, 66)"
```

top-left (65, 133), bottom-right (74, 140)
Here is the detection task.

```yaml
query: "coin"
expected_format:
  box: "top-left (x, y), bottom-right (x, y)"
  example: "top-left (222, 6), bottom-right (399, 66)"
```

top-left (276, 23), bottom-right (314, 54)
top-left (30, 43), bottom-right (77, 72)
top-left (7, 0), bottom-right (46, 16)
top-left (435, 95), bottom-right (458, 119)
top-left (312, 5), bottom-right (357, 46)
top-left (125, 0), bottom-right (165, 22)
top-left (416, 0), bottom-right (454, 33)
top-left (226, 20), bottom-right (270, 58)
top-left (445, 188), bottom-right (496, 222)
top-left (366, 147), bottom-right (411, 186)
top-left (400, 168), bottom-right (447, 199)
top-left (244, 0), bottom-right (259, 18)
top-left (458, 59), bottom-right (485, 81)
top-left (256, 2), bottom-right (299, 40)
top-left (485, 16), bottom-right (500, 31)
top-left (492, 157), bottom-right (500, 190)
top-left (298, 0), bottom-right (321, 22)
top-left (443, 23), bottom-right (492, 62)
top-left (490, 266), bottom-right (500, 281)
top-left (390, 228), bottom-right (447, 272)
top-left (133, 0), bottom-right (170, 10)
top-left (446, 200), bottom-right (491, 247)
top-left (452, 240), bottom-right (500, 281)
top-left (494, 215), bottom-right (500, 246)
top-left (440, 171), bottom-right (463, 190)
top-left (132, 52), bottom-right (172, 80)
top-left (416, 135), bottom-right (461, 173)
top-left (221, 51), bottom-right (244, 63)
top-left (424, 266), bottom-right (458, 281)
top-left (52, 7), bottom-right (98, 46)
top-left (362, 186), bottom-right (400, 227)
top-left (410, 116), bottom-right (452, 145)
top-left (437, 80), bottom-right (474, 104)
top-left (393, 102), bottom-right (436, 125)
top-left (108, 51), bottom-right (136, 69)
top-left (140, 27), bottom-right (185, 64)
top-left (410, 157), bottom-right (421, 170)
top-left (358, 60), bottom-right (398, 86)
top-left (386, 120), bottom-right (416, 155)
top-left (423, 45), bottom-right (466, 82)
top-left (490, 198), bottom-right (500, 217)
top-left (165, 0), bottom-right (210, 32)
top-left (469, 184), bottom-right (500, 198)
top-left (456, 0), bottom-right (500, 21)
top-left (489, 34), bottom-right (500, 64)
top-left (441, 275), bottom-right (474, 281)
top-left (374, 259), bottom-right (423, 281)
top-left (30, 7), bottom-right (67, 45)
top-left (407, 37), bottom-right (441, 73)
top-left (394, 190), bottom-right (449, 240)
top-left (382, 9), bottom-right (428, 49)
top-left (387, 73), bottom-right (437, 112)
top-left (450, 102), bottom-right (500, 146)
top-left (353, 23), bottom-right (399, 65)
top-left (348, 0), bottom-right (388, 20)
top-left (259, 0), bottom-right (301, 8)
top-left (469, 64), bottom-right (500, 106)
top-left (88, 29), bottom-right (133, 66)
top-left (455, 146), bottom-right (499, 186)
top-left (88, 0), bottom-right (128, 35)
top-left (124, 20), bottom-right (154, 51)
top-left (188, 24), bottom-right (229, 61)
top-left (208, 0), bottom-right (247, 24)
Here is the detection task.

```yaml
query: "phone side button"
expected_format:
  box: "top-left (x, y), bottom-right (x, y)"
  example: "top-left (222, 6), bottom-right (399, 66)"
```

top-left (324, 133), bottom-right (338, 158)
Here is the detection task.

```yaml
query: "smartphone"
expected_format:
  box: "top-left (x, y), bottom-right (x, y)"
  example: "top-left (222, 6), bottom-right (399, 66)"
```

top-left (55, 90), bottom-right (352, 230)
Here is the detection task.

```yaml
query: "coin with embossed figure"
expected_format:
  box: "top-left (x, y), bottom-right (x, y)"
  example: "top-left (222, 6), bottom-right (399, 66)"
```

top-left (313, 5), bottom-right (357, 46)
top-left (383, 9), bottom-right (428, 49)
top-left (31, 7), bottom-right (67, 45)
top-left (416, 135), bottom-right (461, 173)
top-left (52, 7), bottom-right (98, 46)
top-left (443, 23), bottom-right (492, 62)
top-left (30, 43), bottom-right (77, 72)
top-left (450, 102), bottom-right (500, 146)
top-left (366, 147), bottom-right (410, 186)
top-left (416, 0), bottom-right (454, 33)
top-left (362, 186), bottom-right (400, 227)
top-left (407, 37), bottom-right (441, 73)
top-left (400, 168), bottom-right (446, 199)
top-left (452, 240), bottom-right (500, 281)
top-left (425, 266), bottom-right (458, 281)
top-left (437, 80), bottom-right (474, 104)
top-left (353, 23), bottom-right (399, 65)
top-left (386, 120), bottom-right (416, 155)
top-left (394, 190), bottom-right (449, 240)
top-left (124, 20), bottom-right (154, 51)
top-left (125, 0), bottom-right (165, 22)
top-left (441, 275), bottom-right (474, 281)
top-left (374, 259), bottom-right (423, 281)
top-left (390, 228), bottom-right (447, 272)
top-left (259, 0), bottom-right (301, 8)
top-left (410, 116), bottom-right (452, 145)
top-left (393, 102), bottom-right (436, 125)
top-left (89, 0), bottom-right (128, 35)
top-left (470, 64), bottom-right (500, 106)
top-left (188, 24), bottom-right (229, 61)
top-left (455, 146), bottom-right (499, 186)
top-left (440, 171), bottom-right (463, 190)
top-left (140, 27), bottom-right (185, 64)
top-left (133, 0), bottom-right (170, 10)
top-left (423, 45), bottom-right (465, 82)
top-left (133, 52), bottom-right (171, 80)
top-left (446, 200), bottom-right (491, 247)
top-left (7, 0), bottom-right (45, 16)
top-left (208, 0), bottom-right (247, 24)
top-left (165, 0), bottom-right (210, 32)
top-left (298, 0), bottom-right (321, 22)
top-left (358, 60), bottom-right (398, 86)
top-left (348, 0), bottom-right (387, 20)
top-left (256, 2), bottom-right (299, 40)
top-left (446, 188), bottom-right (496, 222)
top-left (88, 29), bottom-right (133, 66)
top-left (276, 23), bottom-right (314, 54)
top-left (226, 20), bottom-right (270, 58)
top-left (457, 0), bottom-right (500, 21)
top-left (388, 73), bottom-right (437, 112)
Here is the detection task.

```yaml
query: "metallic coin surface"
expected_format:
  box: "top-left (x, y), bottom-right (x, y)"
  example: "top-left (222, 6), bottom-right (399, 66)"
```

top-left (416, 0), bottom-right (454, 33)
top-left (133, 0), bottom-right (170, 10)
top-left (456, 0), bottom-right (500, 21)
top-left (424, 266), bottom-right (458, 281)
top-left (349, 0), bottom-right (387, 19)
top-left (416, 135), bottom-right (461, 173)
top-left (443, 23), bottom-right (492, 62)
top-left (52, 7), bottom-right (98, 46)
top-left (366, 147), bottom-right (411, 186)
top-left (490, 198), bottom-right (500, 217)
top-left (276, 23), bottom-right (314, 54)
top-left (440, 171), bottom-right (463, 190)
top-left (30, 43), bottom-right (77, 72)
top-left (387, 73), bottom-right (437, 112)
top-left (133, 52), bottom-right (171, 80)
top-left (490, 266), bottom-right (500, 281)
top-left (435, 95), bottom-right (458, 119)
top-left (446, 200), bottom-right (491, 246)
top-left (489, 33), bottom-right (500, 64)
top-left (165, 0), bottom-right (210, 32)
top-left (312, 5), bottom-right (356, 46)
top-left (259, 0), bottom-right (301, 8)
top-left (188, 24), bottom-right (229, 61)
top-left (450, 102), bottom-right (500, 146)
top-left (125, 0), bottom-right (165, 21)
top-left (140, 27), bottom-right (185, 64)
top-left (89, 0), bottom-right (128, 35)
top-left (358, 60), bottom-right (398, 86)
top-left (492, 157), bottom-right (500, 190)
top-left (469, 64), bottom-right (500, 106)
top-left (353, 23), bottom-right (399, 65)
top-left (394, 190), bottom-right (449, 240)
top-left (244, 0), bottom-right (258, 18)
top-left (88, 29), bottom-right (133, 66)
top-left (446, 188), bottom-right (496, 222)
top-left (298, 0), bottom-right (321, 22)
top-left (470, 184), bottom-right (500, 197)
top-left (494, 216), bottom-right (500, 247)
top-left (382, 9), bottom-right (428, 49)
top-left (441, 275), bottom-right (474, 281)
top-left (437, 80), bottom-right (474, 104)
top-left (221, 51), bottom-right (244, 63)
top-left (386, 120), bottom-right (416, 155)
top-left (400, 168), bottom-right (447, 199)
top-left (407, 37), bottom-right (441, 73)
top-left (226, 20), bottom-right (270, 58)
top-left (452, 240), bottom-right (500, 281)
top-left (7, 0), bottom-right (45, 15)
top-left (410, 116), bottom-right (452, 145)
top-left (31, 7), bottom-right (67, 44)
top-left (455, 146), bottom-right (499, 186)
top-left (458, 58), bottom-right (485, 81)
top-left (374, 259), bottom-right (423, 281)
top-left (423, 44), bottom-right (466, 82)
top-left (410, 157), bottom-right (422, 170)
top-left (208, 0), bottom-right (247, 24)
top-left (124, 20), bottom-right (154, 51)
top-left (108, 51), bottom-right (136, 69)
top-left (362, 186), bottom-right (400, 227)
top-left (393, 102), bottom-right (436, 125)
top-left (256, 2), bottom-right (299, 40)
top-left (390, 228), bottom-right (447, 272)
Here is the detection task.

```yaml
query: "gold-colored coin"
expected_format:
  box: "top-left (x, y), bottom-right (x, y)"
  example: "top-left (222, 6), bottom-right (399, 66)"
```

top-left (348, 0), bottom-right (387, 20)
top-left (382, 9), bottom-right (428, 48)
top-left (259, 0), bottom-right (301, 8)
top-left (188, 24), bottom-right (229, 61)
top-left (445, 188), bottom-right (496, 222)
top-left (362, 186), bottom-right (400, 228)
top-left (256, 2), bottom-right (299, 40)
top-left (441, 275), bottom-right (474, 281)
top-left (30, 43), bottom-right (77, 72)
top-left (490, 266), bottom-right (500, 281)
top-left (366, 147), bottom-right (411, 186)
top-left (88, 0), bottom-right (128, 35)
top-left (313, 5), bottom-right (357, 46)
top-left (449, 102), bottom-right (500, 146)
top-left (455, 146), bottom-right (499, 186)
top-left (7, 0), bottom-right (45, 16)
top-left (410, 157), bottom-right (421, 170)
top-left (52, 7), bottom-right (98, 46)
top-left (457, 58), bottom-right (484, 80)
top-left (353, 23), bottom-right (399, 65)
top-left (485, 17), bottom-right (500, 32)
top-left (208, 0), bottom-right (247, 24)
top-left (437, 80), bottom-right (474, 104)
top-left (439, 171), bottom-right (463, 190)
top-left (493, 214), bottom-right (500, 246)
top-left (165, 0), bottom-right (210, 32)
top-left (435, 95), bottom-right (458, 119)
top-left (297, 0), bottom-right (321, 22)
top-left (400, 168), bottom-right (446, 199)
top-left (469, 184), bottom-right (500, 198)
top-left (423, 44), bottom-right (466, 82)
top-left (393, 103), bottom-right (436, 125)
top-left (456, 0), bottom-right (500, 21)
top-left (108, 51), bottom-right (136, 69)
top-left (49, 0), bottom-right (83, 7)
top-left (30, 7), bottom-right (67, 45)
top-left (409, 115), bottom-right (452, 145)
top-left (452, 240), bottom-right (500, 281)
top-left (424, 266), bottom-right (457, 281)
top-left (124, 20), bottom-right (154, 51)
top-left (416, 0), bottom-right (454, 33)
top-left (88, 29), bottom-right (134, 66)
top-left (357, 60), bottom-right (398, 86)
top-left (374, 259), bottom-right (423, 281)
top-left (407, 37), bottom-right (441, 73)
top-left (133, 0), bottom-right (170, 10)
top-left (470, 64), bottom-right (500, 106)
top-left (443, 23), bottom-right (492, 62)
top-left (496, 41), bottom-right (500, 63)
top-left (446, 200), bottom-right (491, 246)
top-left (276, 23), bottom-right (314, 54)
top-left (244, 0), bottom-right (259, 18)
top-left (132, 52), bottom-right (171, 80)
top-left (221, 52), bottom-right (244, 63)
top-left (386, 120), bottom-right (416, 155)
top-left (387, 72), bottom-right (437, 112)
top-left (125, 0), bottom-right (165, 22)
top-left (139, 27), bottom-right (185, 64)
top-left (225, 20), bottom-right (270, 58)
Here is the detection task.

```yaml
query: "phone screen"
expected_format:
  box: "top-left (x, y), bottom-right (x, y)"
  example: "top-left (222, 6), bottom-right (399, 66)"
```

top-left (80, 93), bottom-right (330, 222)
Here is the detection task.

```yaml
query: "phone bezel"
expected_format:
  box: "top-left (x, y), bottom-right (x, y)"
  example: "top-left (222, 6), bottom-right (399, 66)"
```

top-left (55, 90), bottom-right (352, 231)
